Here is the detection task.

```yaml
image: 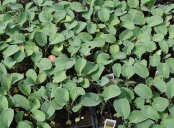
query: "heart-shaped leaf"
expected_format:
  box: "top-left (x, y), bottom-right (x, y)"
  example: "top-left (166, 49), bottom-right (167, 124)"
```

top-left (36, 58), bottom-right (52, 70)
top-left (102, 85), bottom-right (121, 101)
top-left (152, 97), bottom-right (169, 112)
top-left (12, 94), bottom-right (30, 110)
top-left (113, 98), bottom-right (130, 119)
top-left (31, 110), bottom-right (45, 121)
top-left (0, 108), bottom-right (14, 128)
top-left (134, 84), bottom-right (152, 99)
top-left (141, 105), bottom-right (159, 121)
top-left (128, 110), bottom-right (147, 123)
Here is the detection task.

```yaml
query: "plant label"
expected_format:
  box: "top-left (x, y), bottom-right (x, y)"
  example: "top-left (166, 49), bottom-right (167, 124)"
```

top-left (105, 73), bottom-right (114, 79)
top-left (104, 119), bottom-right (116, 128)
top-left (155, 70), bottom-right (159, 76)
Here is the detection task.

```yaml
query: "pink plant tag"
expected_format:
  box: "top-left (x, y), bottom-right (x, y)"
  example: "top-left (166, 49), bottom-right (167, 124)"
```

top-left (104, 119), bottom-right (116, 128)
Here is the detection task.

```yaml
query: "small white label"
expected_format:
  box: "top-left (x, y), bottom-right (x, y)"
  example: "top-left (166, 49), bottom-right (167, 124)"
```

top-left (105, 73), bottom-right (114, 80)
top-left (104, 119), bottom-right (116, 128)
top-left (155, 70), bottom-right (159, 76)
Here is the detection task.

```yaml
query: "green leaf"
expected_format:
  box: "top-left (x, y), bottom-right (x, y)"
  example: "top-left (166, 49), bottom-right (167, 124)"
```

top-left (161, 118), bottom-right (174, 128)
top-left (159, 40), bottom-right (169, 54)
top-left (137, 33), bottom-right (151, 42)
top-left (125, 66), bottom-right (135, 79)
top-left (119, 30), bottom-right (133, 41)
top-left (128, 110), bottom-right (147, 123)
top-left (70, 2), bottom-right (85, 12)
top-left (36, 58), bottom-right (52, 70)
top-left (35, 32), bottom-right (47, 46)
top-left (153, 78), bottom-right (166, 93)
top-left (157, 63), bottom-right (170, 78)
top-left (65, 21), bottom-right (78, 30)
top-left (17, 121), bottom-right (31, 128)
top-left (49, 33), bottom-right (65, 44)
top-left (150, 54), bottom-right (160, 67)
top-left (166, 58), bottom-right (174, 74)
top-left (11, 33), bottom-right (25, 44)
top-left (75, 58), bottom-right (87, 76)
top-left (26, 69), bottom-right (37, 82)
top-left (3, 57), bottom-right (17, 69)
top-left (166, 79), bottom-right (174, 99)
top-left (68, 36), bottom-right (81, 47)
top-left (0, 74), bottom-right (12, 91)
top-left (101, 34), bottom-right (116, 43)
top-left (53, 71), bottom-right (66, 83)
top-left (54, 54), bottom-right (75, 70)
top-left (42, 22), bottom-right (57, 36)
top-left (112, 52), bottom-right (126, 61)
top-left (31, 110), bottom-right (45, 121)
top-left (146, 16), bottom-right (163, 27)
top-left (91, 64), bottom-right (104, 81)
top-left (54, 88), bottom-right (69, 107)
top-left (113, 98), bottom-right (130, 119)
top-left (73, 21), bottom-right (87, 34)
top-left (2, 45), bottom-right (19, 58)
top-left (122, 20), bottom-right (135, 30)
top-left (0, 95), bottom-right (8, 111)
top-left (33, 0), bottom-right (43, 5)
top-left (98, 8), bottom-right (110, 22)
top-left (151, 8), bottom-right (163, 16)
top-left (17, 12), bottom-right (26, 25)
top-left (152, 97), bottom-right (169, 112)
top-left (81, 93), bottom-right (101, 107)
top-left (81, 78), bottom-right (90, 88)
top-left (96, 53), bottom-right (112, 65)
top-left (0, 63), bottom-right (7, 75)
top-left (12, 94), bottom-right (30, 110)
top-left (110, 44), bottom-right (119, 55)
top-left (70, 87), bottom-right (85, 101)
top-left (41, 101), bottom-right (55, 119)
top-left (54, 10), bottom-right (66, 23)
top-left (72, 102), bottom-right (83, 113)
top-left (134, 97), bottom-right (145, 109)
top-left (39, 11), bottom-right (53, 22)
top-left (18, 80), bottom-right (31, 96)
top-left (154, 24), bottom-right (167, 36)
top-left (137, 119), bottom-right (155, 128)
top-left (127, 0), bottom-right (139, 8)
top-left (145, 41), bottom-right (156, 52)
top-left (151, 124), bottom-right (164, 128)
top-left (134, 63), bottom-right (149, 78)
top-left (29, 98), bottom-right (40, 112)
top-left (119, 87), bottom-right (135, 102)
top-left (78, 32), bottom-right (93, 41)
top-left (82, 62), bottom-right (98, 74)
top-left (152, 33), bottom-right (164, 42)
top-left (169, 105), bottom-right (174, 117)
top-left (134, 43), bottom-right (146, 58)
top-left (102, 85), bottom-right (121, 101)
top-left (128, 9), bottom-right (145, 25)
top-left (36, 72), bottom-right (47, 84)
top-left (87, 22), bottom-right (97, 34)
top-left (15, 111), bottom-right (24, 123)
top-left (141, 105), bottom-right (160, 121)
top-left (96, 76), bottom-right (110, 86)
top-left (0, 108), bottom-right (14, 128)
top-left (134, 84), bottom-right (152, 99)
top-left (112, 63), bottom-right (121, 77)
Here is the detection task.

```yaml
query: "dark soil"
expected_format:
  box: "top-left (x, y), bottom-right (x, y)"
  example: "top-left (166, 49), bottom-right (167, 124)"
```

top-left (54, 107), bottom-right (93, 128)
top-left (95, 103), bottom-right (124, 128)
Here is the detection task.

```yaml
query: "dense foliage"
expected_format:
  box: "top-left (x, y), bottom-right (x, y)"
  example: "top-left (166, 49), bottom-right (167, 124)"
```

top-left (0, 0), bottom-right (174, 127)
